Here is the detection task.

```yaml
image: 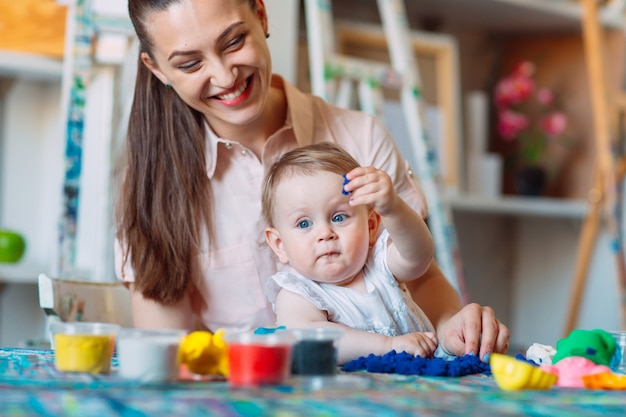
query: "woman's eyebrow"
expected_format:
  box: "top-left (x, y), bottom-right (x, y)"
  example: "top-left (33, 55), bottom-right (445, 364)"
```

top-left (167, 21), bottom-right (245, 61)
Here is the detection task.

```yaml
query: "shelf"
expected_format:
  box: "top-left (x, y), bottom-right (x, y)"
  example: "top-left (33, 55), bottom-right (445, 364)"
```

top-left (334, 0), bottom-right (624, 33)
top-left (0, 51), bottom-right (63, 81)
top-left (0, 264), bottom-right (43, 284)
top-left (446, 193), bottom-right (588, 218)
top-left (409, 0), bottom-right (624, 31)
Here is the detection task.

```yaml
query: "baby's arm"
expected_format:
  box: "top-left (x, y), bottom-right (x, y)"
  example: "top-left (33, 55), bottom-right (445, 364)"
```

top-left (344, 167), bottom-right (435, 281)
top-left (275, 289), bottom-right (438, 363)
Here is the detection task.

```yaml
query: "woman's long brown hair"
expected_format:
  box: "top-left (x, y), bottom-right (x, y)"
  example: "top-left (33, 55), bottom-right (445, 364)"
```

top-left (117, 0), bottom-right (257, 304)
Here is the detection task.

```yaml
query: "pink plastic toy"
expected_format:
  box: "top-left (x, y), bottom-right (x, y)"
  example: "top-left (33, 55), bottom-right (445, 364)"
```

top-left (541, 356), bottom-right (612, 388)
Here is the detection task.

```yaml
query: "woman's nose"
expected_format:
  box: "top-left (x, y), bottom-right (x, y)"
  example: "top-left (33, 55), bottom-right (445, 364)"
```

top-left (208, 59), bottom-right (238, 89)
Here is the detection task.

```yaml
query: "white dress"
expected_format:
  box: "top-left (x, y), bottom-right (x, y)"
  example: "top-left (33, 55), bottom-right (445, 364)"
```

top-left (267, 230), bottom-right (435, 336)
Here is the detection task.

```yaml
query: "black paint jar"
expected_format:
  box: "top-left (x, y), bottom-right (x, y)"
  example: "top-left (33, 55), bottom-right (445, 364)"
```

top-left (290, 328), bottom-right (343, 376)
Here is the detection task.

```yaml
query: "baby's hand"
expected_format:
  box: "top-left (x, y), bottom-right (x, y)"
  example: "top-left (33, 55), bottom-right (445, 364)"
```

top-left (389, 332), bottom-right (438, 358)
top-left (344, 167), bottom-right (397, 216)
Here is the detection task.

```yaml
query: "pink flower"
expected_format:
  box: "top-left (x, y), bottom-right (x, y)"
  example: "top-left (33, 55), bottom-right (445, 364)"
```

top-left (513, 61), bottom-right (536, 78)
top-left (497, 109), bottom-right (529, 141)
top-left (494, 73), bottom-right (535, 108)
top-left (494, 61), bottom-right (536, 107)
top-left (540, 112), bottom-right (567, 138)
top-left (494, 60), bottom-right (570, 168)
top-left (536, 88), bottom-right (554, 106)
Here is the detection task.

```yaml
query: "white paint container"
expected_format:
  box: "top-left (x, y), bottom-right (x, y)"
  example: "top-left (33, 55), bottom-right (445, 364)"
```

top-left (116, 328), bottom-right (187, 383)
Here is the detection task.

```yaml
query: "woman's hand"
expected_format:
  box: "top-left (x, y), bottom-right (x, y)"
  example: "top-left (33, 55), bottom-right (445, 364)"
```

top-left (436, 303), bottom-right (510, 362)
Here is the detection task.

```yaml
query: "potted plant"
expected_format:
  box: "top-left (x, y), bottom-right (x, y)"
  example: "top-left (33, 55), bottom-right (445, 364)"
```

top-left (494, 61), bottom-right (569, 196)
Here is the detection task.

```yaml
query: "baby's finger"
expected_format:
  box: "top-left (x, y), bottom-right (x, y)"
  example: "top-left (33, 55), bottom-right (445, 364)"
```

top-left (424, 331), bottom-right (437, 343)
top-left (345, 167), bottom-right (374, 184)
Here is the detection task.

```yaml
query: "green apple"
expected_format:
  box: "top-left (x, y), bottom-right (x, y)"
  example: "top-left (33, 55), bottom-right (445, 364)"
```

top-left (0, 229), bottom-right (26, 263)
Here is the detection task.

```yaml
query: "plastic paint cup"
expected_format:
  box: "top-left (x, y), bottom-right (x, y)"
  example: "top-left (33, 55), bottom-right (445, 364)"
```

top-left (51, 322), bottom-right (120, 374)
top-left (290, 328), bottom-right (343, 376)
top-left (117, 328), bottom-right (187, 383)
top-left (609, 330), bottom-right (626, 374)
top-left (225, 331), bottom-right (295, 386)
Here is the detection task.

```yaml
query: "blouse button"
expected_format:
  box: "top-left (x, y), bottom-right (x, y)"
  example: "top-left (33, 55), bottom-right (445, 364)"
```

top-left (224, 143), bottom-right (233, 150)
top-left (241, 150), bottom-right (249, 157)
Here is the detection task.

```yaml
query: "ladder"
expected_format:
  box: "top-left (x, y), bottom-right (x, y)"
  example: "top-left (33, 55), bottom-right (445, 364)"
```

top-left (57, 0), bottom-right (134, 279)
top-left (58, 0), bottom-right (93, 274)
top-left (304, 0), bottom-right (467, 300)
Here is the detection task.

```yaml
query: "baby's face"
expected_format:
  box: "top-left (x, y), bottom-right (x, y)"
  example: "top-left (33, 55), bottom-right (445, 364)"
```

top-left (268, 170), bottom-right (373, 285)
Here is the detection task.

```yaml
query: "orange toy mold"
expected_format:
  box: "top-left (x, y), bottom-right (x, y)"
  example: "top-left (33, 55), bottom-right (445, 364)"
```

top-left (583, 372), bottom-right (626, 390)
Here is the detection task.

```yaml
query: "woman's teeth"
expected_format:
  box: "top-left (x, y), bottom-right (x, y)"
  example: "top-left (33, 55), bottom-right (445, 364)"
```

top-left (216, 79), bottom-right (249, 100)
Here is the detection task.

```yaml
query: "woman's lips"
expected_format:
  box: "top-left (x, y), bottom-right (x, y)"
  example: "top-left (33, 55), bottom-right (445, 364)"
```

top-left (213, 76), bottom-right (252, 103)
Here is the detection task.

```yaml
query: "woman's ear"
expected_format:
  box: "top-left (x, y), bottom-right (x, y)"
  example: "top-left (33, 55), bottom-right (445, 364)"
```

top-left (140, 51), bottom-right (168, 85)
top-left (265, 227), bottom-right (289, 264)
top-left (368, 209), bottom-right (381, 247)
top-left (255, 0), bottom-right (269, 34)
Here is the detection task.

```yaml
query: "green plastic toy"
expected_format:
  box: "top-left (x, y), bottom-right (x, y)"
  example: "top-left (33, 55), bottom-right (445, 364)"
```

top-left (553, 329), bottom-right (617, 366)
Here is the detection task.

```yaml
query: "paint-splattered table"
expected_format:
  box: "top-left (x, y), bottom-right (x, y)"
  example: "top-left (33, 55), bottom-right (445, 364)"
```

top-left (1, 348), bottom-right (625, 416)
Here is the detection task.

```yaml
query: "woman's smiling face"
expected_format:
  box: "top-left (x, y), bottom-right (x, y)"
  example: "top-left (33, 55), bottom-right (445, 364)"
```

top-left (140, 0), bottom-right (272, 132)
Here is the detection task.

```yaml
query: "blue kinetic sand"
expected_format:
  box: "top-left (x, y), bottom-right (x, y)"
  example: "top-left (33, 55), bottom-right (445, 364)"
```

top-left (341, 350), bottom-right (490, 376)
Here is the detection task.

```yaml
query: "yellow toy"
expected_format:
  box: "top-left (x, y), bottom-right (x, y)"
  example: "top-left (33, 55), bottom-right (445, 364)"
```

top-left (179, 330), bottom-right (229, 376)
top-left (490, 353), bottom-right (557, 391)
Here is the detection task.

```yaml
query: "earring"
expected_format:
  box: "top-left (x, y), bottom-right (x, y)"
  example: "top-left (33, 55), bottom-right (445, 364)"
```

top-left (265, 33), bottom-right (270, 39)
top-left (165, 83), bottom-right (172, 88)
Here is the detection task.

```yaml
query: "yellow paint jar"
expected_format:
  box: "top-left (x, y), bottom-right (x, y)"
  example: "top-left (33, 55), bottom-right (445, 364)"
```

top-left (51, 322), bottom-right (120, 374)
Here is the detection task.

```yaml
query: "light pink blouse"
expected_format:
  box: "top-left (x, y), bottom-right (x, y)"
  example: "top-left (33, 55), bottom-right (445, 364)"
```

top-left (115, 74), bottom-right (427, 332)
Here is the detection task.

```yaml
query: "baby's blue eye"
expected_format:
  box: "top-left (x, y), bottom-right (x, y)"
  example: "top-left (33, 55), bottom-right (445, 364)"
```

top-left (297, 220), bottom-right (312, 229)
top-left (332, 214), bottom-right (346, 223)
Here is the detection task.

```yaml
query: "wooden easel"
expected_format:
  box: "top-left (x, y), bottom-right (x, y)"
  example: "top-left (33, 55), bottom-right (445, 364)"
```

top-left (564, 0), bottom-right (626, 335)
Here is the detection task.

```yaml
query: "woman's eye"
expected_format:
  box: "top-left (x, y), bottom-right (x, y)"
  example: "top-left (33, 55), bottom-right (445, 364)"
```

top-left (226, 34), bottom-right (245, 49)
top-left (178, 61), bottom-right (200, 71)
top-left (297, 220), bottom-right (311, 229)
top-left (332, 214), bottom-right (346, 223)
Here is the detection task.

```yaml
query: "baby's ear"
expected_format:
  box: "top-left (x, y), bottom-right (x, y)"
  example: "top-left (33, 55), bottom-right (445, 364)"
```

top-left (367, 209), bottom-right (380, 246)
top-left (265, 227), bottom-right (289, 264)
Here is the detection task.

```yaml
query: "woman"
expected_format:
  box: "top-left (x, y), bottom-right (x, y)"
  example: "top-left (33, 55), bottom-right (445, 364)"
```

top-left (116, 0), bottom-right (509, 361)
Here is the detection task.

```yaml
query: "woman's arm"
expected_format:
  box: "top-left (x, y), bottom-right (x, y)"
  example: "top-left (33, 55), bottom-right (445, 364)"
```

top-left (406, 262), bottom-right (510, 360)
top-left (129, 284), bottom-right (195, 329)
top-left (404, 262), bottom-right (461, 330)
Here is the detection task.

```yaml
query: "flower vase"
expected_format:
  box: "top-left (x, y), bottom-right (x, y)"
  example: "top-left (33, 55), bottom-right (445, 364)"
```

top-left (515, 165), bottom-right (546, 197)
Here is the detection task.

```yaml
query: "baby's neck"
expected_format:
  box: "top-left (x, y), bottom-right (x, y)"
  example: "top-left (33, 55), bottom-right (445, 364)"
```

top-left (338, 270), bottom-right (367, 293)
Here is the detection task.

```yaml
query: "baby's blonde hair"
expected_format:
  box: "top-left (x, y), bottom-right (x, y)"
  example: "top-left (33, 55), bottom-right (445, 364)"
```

top-left (262, 142), bottom-right (361, 227)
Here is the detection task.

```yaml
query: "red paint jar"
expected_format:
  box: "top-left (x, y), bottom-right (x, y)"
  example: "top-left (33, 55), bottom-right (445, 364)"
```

top-left (225, 331), bottom-right (294, 386)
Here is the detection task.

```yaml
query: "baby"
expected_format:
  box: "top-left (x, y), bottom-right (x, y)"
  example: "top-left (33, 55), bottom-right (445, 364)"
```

top-left (262, 142), bottom-right (440, 364)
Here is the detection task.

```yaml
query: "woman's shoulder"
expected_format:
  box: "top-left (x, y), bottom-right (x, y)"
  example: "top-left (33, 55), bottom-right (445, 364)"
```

top-left (311, 93), bottom-right (379, 122)
top-left (278, 74), bottom-right (381, 125)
